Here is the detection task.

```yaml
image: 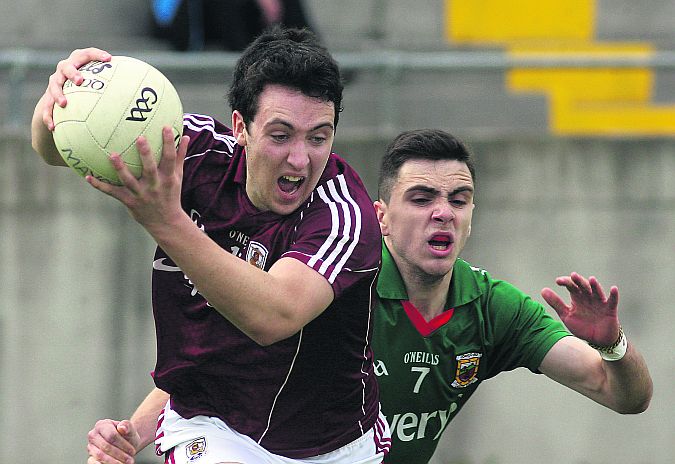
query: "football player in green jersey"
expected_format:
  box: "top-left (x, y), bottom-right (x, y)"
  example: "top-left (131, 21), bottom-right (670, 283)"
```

top-left (371, 129), bottom-right (653, 464)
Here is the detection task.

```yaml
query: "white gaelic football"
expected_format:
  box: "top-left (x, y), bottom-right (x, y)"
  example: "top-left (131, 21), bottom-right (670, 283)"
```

top-left (52, 55), bottom-right (183, 185)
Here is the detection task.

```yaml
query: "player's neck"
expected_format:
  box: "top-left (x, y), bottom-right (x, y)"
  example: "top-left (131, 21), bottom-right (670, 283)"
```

top-left (404, 271), bottom-right (453, 322)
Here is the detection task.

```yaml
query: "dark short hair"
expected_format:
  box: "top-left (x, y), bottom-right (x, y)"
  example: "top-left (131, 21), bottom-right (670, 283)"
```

top-left (378, 129), bottom-right (476, 202)
top-left (227, 26), bottom-right (344, 128)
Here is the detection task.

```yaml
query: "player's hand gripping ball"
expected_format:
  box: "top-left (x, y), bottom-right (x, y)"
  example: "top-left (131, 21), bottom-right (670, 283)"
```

top-left (52, 56), bottom-right (183, 185)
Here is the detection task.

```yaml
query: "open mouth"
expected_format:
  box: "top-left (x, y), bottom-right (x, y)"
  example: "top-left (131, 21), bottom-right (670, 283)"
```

top-left (428, 234), bottom-right (453, 251)
top-left (278, 175), bottom-right (305, 195)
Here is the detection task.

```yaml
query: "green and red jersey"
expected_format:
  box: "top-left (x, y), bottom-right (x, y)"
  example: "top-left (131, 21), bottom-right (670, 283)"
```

top-left (373, 242), bottom-right (570, 463)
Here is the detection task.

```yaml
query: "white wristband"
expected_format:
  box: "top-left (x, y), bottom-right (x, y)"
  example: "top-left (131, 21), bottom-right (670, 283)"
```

top-left (588, 326), bottom-right (628, 361)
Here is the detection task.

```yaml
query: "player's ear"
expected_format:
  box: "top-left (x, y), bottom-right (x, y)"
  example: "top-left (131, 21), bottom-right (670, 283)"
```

top-left (467, 203), bottom-right (475, 237)
top-left (232, 110), bottom-right (247, 146)
top-left (373, 200), bottom-right (390, 236)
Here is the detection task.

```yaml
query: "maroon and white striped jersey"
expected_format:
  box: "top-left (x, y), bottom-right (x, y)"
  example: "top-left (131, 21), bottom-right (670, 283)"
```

top-left (151, 114), bottom-right (382, 458)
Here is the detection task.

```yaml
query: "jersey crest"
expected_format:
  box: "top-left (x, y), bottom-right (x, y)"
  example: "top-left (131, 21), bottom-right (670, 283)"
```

top-left (451, 352), bottom-right (482, 388)
top-left (246, 241), bottom-right (269, 270)
top-left (186, 436), bottom-right (207, 461)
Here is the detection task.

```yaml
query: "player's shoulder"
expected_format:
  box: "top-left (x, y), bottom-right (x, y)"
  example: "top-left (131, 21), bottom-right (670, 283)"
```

top-left (457, 259), bottom-right (519, 288)
top-left (182, 113), bottom-right (239, 158)
top-left (454, 259), bottom-right (525, 303)
top-left (180, 113), bottom-right (243, 188)
top-left (458, 259), bottom-right (535, 319)
top-left (455, 258), bottom-right (492, 283)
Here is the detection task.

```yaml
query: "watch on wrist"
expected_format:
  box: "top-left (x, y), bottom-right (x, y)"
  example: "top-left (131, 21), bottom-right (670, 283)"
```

top-left (588, 326), bottom-right (627, 361)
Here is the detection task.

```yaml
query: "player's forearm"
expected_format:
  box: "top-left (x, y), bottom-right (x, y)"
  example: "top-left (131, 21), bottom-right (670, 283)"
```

top-left (148, 216), bottom-right (328, 345)
top-left (130, 388), bottom-right (170, 451)
top-left (540, 336), bottom-right (651, 414)
top-left (30, 94), bottom-right (66, 166)
top-left (601, 342), bottom-right (652, 414)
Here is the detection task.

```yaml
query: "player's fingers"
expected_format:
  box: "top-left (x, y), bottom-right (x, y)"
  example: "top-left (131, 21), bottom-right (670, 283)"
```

top-left (69, 47), bottom-right (112, 64)
top-left (41, 91), bottom-right (57, 130)
top-left (87, 174), bottom-right (113, 194)
top-left (570, 272), bottom-right (592, 294)
top-left (607, 285), bottom-right (620, 311)
top-left (541, 288), bottom-right (569, 317)
top-left (116, 420), bottom-right (142, 453)
top-left (588, 276), bottom-right (607, 301)
top-left (46, 70), bottom-right (70, 108)
top-left (174, 135), bottom-right (190, 180)
top-left (50, 57), bottom-right (85, 104)
top-left (101, 428), bottom-right (136, 456)
top-left (157, 127), bottom-right (178, 178)
top-left (116, 420), bottom-right (131, 436)
top-left (87, 419), bottom-right (120, 447)
top-left (136, 135), bottom-right (160, 184)
top-left (50, 49), bottom-right (112, 106)
top-left (61, 48), bottom-right (112, 81)
top-left (110, 153), bottom-right (143, 195)
top-left (87, 442), bottom-right (132, 464)
top-left (555, 275), bottom-right (581, 295)
top-left (86, 171), bottom-right (130, 204)
top-left (87, 425), bottom-right (136, 463)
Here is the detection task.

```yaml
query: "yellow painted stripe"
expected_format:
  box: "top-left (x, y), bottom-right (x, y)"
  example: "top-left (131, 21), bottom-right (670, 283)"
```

top-left (552, 102), bottom-right (675, 136)
top-left (446, 0), bottom-right (594, 44)
top-left (444, 0), bottom-right (675, 135)
top-left (508, 69), bottom-right (654, 102)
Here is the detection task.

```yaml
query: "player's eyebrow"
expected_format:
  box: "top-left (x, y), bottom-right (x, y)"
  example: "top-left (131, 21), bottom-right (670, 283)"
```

top-left (405, 185), bottom-right (439, 195)
top-left (449, 186), bottom-right (474, 196)
top-left (405, 185), bottom-right (474, 196)
top-left (266, 118), bottom-right (334, 132)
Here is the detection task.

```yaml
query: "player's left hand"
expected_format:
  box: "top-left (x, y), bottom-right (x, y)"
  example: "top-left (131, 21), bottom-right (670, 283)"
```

top-left (43, 47), bottom-right (112, 130)
top-left (87, 418), bottom-right (139, 464)
top-left (87, 127), bottom-right (190, 234)
top-left (541, 272), bottom-right (621, 346)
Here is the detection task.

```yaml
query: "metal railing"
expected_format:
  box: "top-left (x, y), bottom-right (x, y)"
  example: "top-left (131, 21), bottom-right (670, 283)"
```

top-left (4, 48), bottom-right (675, 133)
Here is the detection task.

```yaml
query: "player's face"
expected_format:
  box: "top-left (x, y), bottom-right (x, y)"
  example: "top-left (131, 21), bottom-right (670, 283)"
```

top-left (375, 159), bottom-right (474, 282)
top-left (232, 84), bottom-right (335, 215)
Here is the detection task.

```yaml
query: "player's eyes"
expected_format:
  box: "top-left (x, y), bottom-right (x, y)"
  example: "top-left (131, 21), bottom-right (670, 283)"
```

top-left (271, 133), bottom-right (289, 142)
top-left (310, 136), bottom-right (327, 145)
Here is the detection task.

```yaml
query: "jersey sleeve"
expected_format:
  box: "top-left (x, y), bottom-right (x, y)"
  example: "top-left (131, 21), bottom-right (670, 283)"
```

top-left (484, 279), bottom-right (571, 376)
top-left (282, 173), bottom-right (381, 298)
top-left (182, 113), bottom-right (237, 155)
top-left (179, 113), bottom-right (239, 192)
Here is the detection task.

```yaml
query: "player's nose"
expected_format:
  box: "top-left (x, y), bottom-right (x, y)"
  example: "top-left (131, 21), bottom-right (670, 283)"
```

top-left (286, 142), bottom-right (310, 170)
top-left (431, 203), bottom-right (455, 223)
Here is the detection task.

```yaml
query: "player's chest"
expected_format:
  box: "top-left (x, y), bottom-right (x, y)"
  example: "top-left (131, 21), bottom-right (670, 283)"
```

top-left (373, 302), bottom-right (486, 393)
top-left (186, 203), bottom-right (295, 272)
top-left (373, 309), bottom-right (483, 445)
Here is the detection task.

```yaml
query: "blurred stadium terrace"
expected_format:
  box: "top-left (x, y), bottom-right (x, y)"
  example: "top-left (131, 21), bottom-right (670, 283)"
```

top-left (1, 1), bottom-right (674, 463)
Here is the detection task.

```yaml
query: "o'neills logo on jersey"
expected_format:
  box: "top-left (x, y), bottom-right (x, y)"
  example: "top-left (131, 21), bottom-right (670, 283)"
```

top-left (451, 352), bottom-right (482, 388)
top-left (246, 241), bottom-right (268, 270)
top-left (186, 436), bottom-right (206, 461)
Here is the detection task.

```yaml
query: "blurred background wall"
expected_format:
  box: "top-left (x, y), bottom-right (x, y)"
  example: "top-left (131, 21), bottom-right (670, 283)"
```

top-left (1, 1), bottom-right (673, 463)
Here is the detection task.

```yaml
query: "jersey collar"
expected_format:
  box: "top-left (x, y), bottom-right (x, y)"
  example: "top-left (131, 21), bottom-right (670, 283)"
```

top-left (377, 239), bottom-right (410, 300)
top-left (377, 239), bottom-right (485, 308)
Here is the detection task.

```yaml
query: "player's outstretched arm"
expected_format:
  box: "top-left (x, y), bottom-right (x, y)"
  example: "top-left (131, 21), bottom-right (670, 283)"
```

top-left (30, 48), bottom-right (111, 165)
top-left (87, 387), bottom-right (168, 464)
top-left (539, 272), bottom-right (652, 414)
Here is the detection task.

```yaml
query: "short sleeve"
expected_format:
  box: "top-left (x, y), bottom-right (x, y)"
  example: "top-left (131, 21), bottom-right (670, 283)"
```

top-left (484, 280), bottom-right (571, 376)
top-left (282, 173), bottom-right (381, 298)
